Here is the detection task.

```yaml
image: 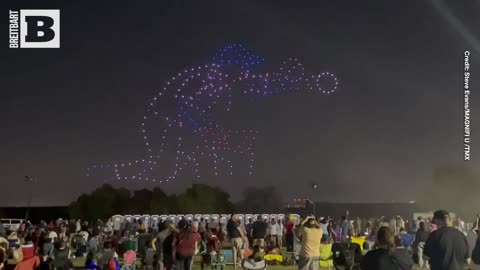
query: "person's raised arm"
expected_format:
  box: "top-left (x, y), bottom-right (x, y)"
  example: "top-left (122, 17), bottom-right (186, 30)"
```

top-left (236, 224), bottom-right (248, 249)
top-left (300, 216), bottom-right (311, 226)
top-left (151, 238), bottom-right (157, 251)
top-left (236, 224), bottom-right (246, 240)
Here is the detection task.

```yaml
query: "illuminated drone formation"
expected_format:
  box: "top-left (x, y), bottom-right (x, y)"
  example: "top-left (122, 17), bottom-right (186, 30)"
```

top-left (87, 44), bottom-right (339, 183)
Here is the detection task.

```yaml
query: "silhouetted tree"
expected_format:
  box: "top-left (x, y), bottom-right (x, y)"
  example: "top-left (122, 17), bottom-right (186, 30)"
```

top-left (129, 189), bottom-right (153, 214)
top-left (176, 184), bottom-right (235, 214)
top-left (236, 186), bottom-right (284, 213)
top-left (69, 184), bottom-right (122, 221)
top-left (149, 187), bottom-right (170, 214)
top-left (68, 183), bottom-right (236, 219)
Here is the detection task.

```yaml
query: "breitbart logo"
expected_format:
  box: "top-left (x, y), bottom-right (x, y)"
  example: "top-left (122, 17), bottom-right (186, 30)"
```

top-left (9, 9), bottom-right (60, 48)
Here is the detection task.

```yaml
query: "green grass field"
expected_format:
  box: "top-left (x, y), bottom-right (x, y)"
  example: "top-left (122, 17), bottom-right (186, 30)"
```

top-left (71, 255), bottom-right (428, 270)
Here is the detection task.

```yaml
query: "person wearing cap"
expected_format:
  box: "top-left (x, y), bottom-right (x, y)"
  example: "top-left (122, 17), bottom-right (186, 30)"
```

top-left (424, 210), bottom-right (470, 270)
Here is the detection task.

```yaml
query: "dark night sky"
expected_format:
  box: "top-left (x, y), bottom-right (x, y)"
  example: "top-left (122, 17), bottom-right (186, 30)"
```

top-left (1, 0), bottom-right (479, 206)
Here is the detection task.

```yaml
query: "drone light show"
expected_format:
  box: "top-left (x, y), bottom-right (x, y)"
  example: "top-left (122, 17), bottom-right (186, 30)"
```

top-left (86, 44), bottom-right (339, 183)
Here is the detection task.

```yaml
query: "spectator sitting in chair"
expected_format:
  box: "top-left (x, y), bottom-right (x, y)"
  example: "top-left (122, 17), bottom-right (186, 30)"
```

top-left (249, 245), bottom-right (265, 262)
top-left (201, 227), bottom-right (221, 270)
top-left (266, 244), bottom-right (280, 255)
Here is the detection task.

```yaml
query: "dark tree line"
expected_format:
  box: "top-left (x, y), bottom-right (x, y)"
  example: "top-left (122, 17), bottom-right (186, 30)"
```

top-left (68, 183), bottom-right (285, 221)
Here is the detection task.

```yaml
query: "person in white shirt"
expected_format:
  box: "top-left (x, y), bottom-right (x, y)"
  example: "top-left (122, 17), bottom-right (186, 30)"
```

top-left (380, 216), bottom-right (389, 228)
top-left (48, 230), bottom-right (58, 241)
top-left (389, 217), bottom-right (397, 235)
top-left (79, 228), bottom-right (89, 242)
top-left (75, 220), bottom-right (81, 233)
top-left (106, 219), bottom-right (114, 233)
top-left (277, 219), bottom-right (284, 247)
top-left (268, 218), bottom-right (279, 247)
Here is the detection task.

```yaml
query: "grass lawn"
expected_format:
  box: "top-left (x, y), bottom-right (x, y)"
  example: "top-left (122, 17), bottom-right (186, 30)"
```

top-left (72, 256), bottom-right (427, 270)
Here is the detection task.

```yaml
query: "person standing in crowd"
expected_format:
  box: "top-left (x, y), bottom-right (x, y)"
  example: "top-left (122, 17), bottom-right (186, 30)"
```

top-left (106, 219), bottom-right (114, 233)
top-left (277, 219), bottom-right (284, 248)
top-left (268, 218), bottom-right (279, 247)
top-left (53, 241), bottom-right (72, 270)
top-left (297, 216), bottom-right (323, 270)
top-left (355, 217), bottom-right (362, 236)
top-left (227, 214), bottom-right (247, 268)
top-left (466, 219), bottom-right (480, 270)
top-left (319, 218), bottom-right (329, 242)
top-left (151, 221), bottom-right (171, 270)
top-left (413, 221), bottom-right (430, 268)
top-left (191, 221), bottom-right (199, 234)
top-left (285, 217), bottom-right (295, 252)
top-left (175, 220), bottom-right (200, 270)
top-left (429, 217), bottom-right (438, 232)
top-left (199, 218), bottom-right (206, 233)
top-left (389, 216), bottom-right (398, 236)
top-left (361, 226), bottom-right (414, 270)
top-left (0, 222), bottom-right (5, 238)
top-left (414, 216), bottom-right (423, 232)
top-left (245, 218), bottom-right (253, 249)
top-left (41, 235), bottom-right (54, 262)
top-left (75, 220), bottom-right (81, 233)
top-left (340, 216), bottom-right (350, 242)
top-left (364, 222), bottom-right (372, 236)
top-left (98, 241), bottom-right (117, 270)
top-left (251, 216), bottom-right (268, 248)
top-left (132, 219), bottom-right (139, 234)
top-left (79, 225), bottom-right (89, 243)
top-left (163, 223), bottom-right (177, 270)
top-left (424, 210), bottom-right (470, 270)
top-left (58, 223), bottom-right (68, 243)
top-left (330, 221), bottom-right (340, 243)
top-left (198, 219), bottom-right (207, 244)
top-left (397, 216), bottom-right (405, 233)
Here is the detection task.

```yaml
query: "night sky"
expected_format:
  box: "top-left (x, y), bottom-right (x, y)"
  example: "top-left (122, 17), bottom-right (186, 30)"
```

top-left (1, 0), bottom-right (479, 206)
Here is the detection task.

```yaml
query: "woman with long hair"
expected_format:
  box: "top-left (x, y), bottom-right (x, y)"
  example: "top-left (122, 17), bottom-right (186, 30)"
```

top-left (361, 226), bottom-right (413, 270)
top-left (175, 220), bottom-right (200, 270)
top-left (413, 221), bottom-right (430, 268)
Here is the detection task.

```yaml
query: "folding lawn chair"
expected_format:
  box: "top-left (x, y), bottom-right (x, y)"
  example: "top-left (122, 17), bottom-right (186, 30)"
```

top-left (319, 243), bottom-right (333, 270)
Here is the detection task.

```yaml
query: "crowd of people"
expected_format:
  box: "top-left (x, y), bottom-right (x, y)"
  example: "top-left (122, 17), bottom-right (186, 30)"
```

top-left (0, 210), bottom-right (480, 270)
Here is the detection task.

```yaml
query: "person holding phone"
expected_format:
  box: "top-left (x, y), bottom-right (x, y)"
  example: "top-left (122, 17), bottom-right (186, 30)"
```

top-left (297, 216), bottom-right (323, 270)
